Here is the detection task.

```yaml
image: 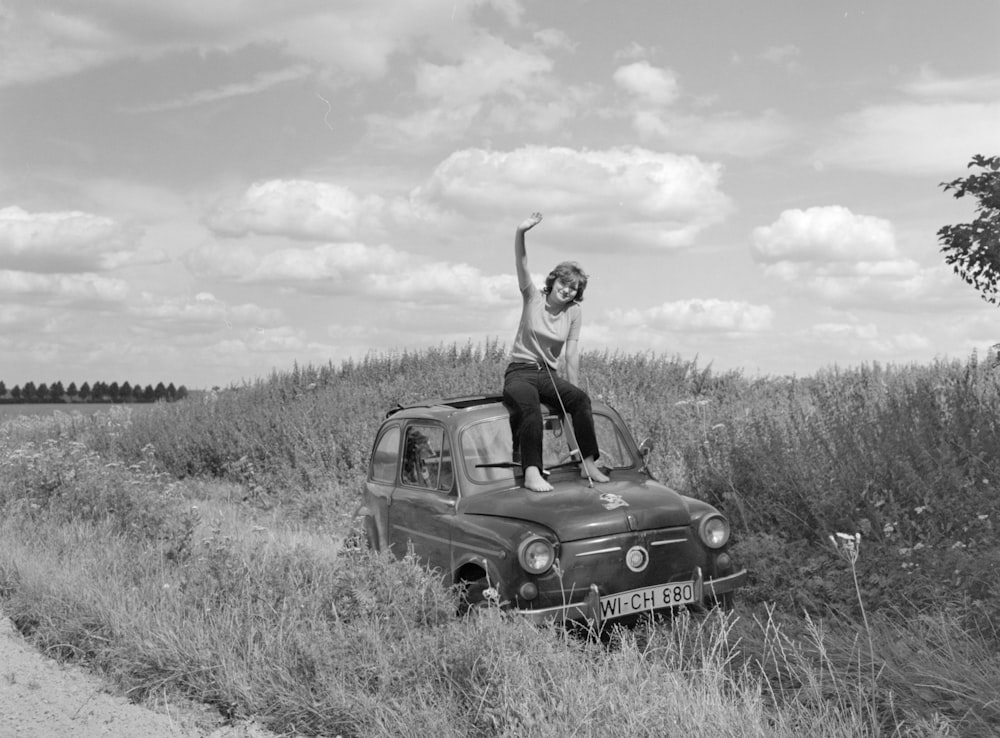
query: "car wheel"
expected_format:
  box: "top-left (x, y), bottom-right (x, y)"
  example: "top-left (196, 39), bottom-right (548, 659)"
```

top-left (458, 576), bottom-right (497, 615)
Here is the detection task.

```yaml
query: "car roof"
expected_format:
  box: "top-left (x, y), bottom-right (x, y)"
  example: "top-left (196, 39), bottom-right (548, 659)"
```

top-left (384, 394), bottom-right (505, 420)
top-left (383, 394), bottom-right (614, 422)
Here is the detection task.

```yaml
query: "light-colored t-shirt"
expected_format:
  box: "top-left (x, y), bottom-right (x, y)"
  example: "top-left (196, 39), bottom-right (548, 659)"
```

top-left (509, 284), bottom-right (581, 369)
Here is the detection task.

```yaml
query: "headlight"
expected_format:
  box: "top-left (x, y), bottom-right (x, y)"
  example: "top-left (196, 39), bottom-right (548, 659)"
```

top-left (518, 536), bottom-right (555, 575)
top-left (698, 515), bottom-right (730, 549)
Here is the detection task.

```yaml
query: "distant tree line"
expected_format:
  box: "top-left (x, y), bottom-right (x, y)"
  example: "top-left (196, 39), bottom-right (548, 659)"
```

top-left (0, 379), bottom-right (188, 404)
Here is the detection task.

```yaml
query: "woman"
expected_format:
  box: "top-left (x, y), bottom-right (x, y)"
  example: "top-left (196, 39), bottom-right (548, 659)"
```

top-left (502, 212), bottom-right (610, 492)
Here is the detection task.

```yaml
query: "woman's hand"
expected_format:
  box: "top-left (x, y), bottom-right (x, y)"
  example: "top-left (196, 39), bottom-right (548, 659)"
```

top-left (517, 212), bottom-right (543, 232)
top-left (514, 212), bottom-right (542, 291)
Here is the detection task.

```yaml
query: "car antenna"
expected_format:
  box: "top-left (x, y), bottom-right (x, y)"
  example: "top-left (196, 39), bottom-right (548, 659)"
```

top-left (543, 362), bottom-right (594, 488)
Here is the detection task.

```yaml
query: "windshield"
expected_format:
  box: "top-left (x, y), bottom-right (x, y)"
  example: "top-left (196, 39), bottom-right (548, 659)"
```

top-left (461, 411), bottom-right (637, 485)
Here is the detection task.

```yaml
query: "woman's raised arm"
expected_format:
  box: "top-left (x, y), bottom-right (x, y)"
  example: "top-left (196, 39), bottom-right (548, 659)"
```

top-left (514, 212), bottom-right (543, 292)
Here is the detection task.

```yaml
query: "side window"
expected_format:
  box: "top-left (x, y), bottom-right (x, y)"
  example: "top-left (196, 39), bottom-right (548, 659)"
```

top-left (370, 426), bottom-right (401, 483)
top-left (402, 424), bottom-right (454, 492)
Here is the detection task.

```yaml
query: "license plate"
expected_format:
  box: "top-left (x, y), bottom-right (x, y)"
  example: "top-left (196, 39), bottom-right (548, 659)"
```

top-left (599, 581), bottom-right (696, 620)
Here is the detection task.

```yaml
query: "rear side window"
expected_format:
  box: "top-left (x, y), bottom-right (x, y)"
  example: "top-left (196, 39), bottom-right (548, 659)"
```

top-left (370, 426), bottom-right (401, 483)
top-left (402, 424), bottom-right (454, 492)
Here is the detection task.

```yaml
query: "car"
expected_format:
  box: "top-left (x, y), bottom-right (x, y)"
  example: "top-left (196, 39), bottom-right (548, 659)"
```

top-left (356, 394), bottom-right (747, 628)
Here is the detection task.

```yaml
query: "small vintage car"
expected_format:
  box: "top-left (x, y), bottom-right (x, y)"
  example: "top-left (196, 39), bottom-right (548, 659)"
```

top-left (357, 395), bottom-right (746, 627)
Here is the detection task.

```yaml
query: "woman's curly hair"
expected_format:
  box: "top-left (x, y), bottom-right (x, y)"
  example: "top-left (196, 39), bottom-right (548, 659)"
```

top-left (542, 261), bottom-right (588, 302)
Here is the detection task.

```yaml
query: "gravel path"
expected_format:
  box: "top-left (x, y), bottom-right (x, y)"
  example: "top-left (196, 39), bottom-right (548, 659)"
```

top-left (0, 614), bottom-right (273, 738)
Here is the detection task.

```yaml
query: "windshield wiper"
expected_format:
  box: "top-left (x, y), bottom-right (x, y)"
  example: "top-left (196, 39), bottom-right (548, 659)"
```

top-left (545, 460), bottom-right (582, 471)
top-left (475, 461), bottom-right (520, 469)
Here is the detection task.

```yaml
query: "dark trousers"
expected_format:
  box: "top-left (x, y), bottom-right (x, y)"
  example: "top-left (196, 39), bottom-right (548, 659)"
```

top-left (502, 362), bottom-right (600, 473)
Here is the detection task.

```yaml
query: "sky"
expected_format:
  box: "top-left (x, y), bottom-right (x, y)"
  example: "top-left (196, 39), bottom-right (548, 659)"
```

top-left (1, 0), bottom-right (999, 390)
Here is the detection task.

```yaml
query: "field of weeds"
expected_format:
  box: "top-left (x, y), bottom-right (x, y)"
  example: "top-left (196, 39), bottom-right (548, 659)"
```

top-left (1, 341), bottom-right (998, 736)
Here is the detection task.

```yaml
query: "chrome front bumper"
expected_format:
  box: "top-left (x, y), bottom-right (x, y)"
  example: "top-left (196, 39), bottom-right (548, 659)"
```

top-left (512, 567), bottom-right (748, 628)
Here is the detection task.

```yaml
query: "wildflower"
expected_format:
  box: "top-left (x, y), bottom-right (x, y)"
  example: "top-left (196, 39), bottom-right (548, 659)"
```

top-left (915, 506), bottom-right (928, 514)
top-left (829, 531), bottom-right (861, 564)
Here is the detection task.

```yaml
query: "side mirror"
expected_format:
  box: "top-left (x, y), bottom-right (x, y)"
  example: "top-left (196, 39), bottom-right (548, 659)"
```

top-left (638, 437), bottom-right (654, 458)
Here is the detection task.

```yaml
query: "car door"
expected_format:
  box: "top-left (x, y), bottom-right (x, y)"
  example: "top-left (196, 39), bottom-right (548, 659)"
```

top-left (387, 422), bottom-right (457, 565)
top-left (363, 423), bottom-right (401, 551)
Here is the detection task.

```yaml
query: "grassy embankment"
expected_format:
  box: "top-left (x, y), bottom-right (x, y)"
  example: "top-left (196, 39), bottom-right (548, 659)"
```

top-left (1, 341), bottom-right (998, 736)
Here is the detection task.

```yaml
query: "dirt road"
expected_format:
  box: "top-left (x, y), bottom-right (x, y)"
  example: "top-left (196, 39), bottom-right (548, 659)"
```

top-left (0, 614), bottom-right (272, 738)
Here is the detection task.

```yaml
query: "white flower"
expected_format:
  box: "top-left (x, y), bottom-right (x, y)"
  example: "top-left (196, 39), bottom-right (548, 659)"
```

top-left (830, 531), bottom-right (862, 563)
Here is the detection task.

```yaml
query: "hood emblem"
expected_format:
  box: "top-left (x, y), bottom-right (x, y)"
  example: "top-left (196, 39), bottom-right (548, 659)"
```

top-left (599, 492), bottom-right (628, 510)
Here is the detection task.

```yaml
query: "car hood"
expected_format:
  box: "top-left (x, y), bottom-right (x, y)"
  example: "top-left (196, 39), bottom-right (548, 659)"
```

top-left (459, 474), bottom-right (691, 542)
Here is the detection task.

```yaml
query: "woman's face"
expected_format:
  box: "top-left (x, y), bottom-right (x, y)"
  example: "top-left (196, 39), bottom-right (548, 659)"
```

top-left (549, 277), bottom-right (579, 305)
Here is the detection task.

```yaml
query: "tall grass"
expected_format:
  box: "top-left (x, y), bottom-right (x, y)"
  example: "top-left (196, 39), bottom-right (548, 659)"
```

top-left (2, 342), bottom-right (1000, 735)
top-left (0, 500), bottom-right (952, 737)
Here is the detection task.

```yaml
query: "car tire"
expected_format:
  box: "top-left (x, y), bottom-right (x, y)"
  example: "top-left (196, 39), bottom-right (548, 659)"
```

top-left (457, 576), bottom-right (492, 615)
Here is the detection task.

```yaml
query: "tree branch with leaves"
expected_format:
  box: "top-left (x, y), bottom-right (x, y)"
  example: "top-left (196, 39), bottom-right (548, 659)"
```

top-left (938, 154), bottom-right (1000, 303)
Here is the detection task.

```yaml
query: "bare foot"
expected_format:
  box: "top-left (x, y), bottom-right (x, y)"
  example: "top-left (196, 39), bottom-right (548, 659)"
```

top-left (524, 466), bottom-right (553, 492)
top-left (582, 457), bottom-right (610, 483)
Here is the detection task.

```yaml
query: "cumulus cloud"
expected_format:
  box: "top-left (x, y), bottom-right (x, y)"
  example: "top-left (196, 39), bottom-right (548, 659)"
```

top-left (368, 262), bottom-right (515, 306)
top-left (749, 206), bottom-right (955, 307)
top-left (417, 146), bottom-right (732, 248)
top-left (610, 61), bottom-right (791, 157)
top-left (0, 206), bottom-right (155, 273)
top-left (0, 270), bottom-right (129, 304)
top-left (608, 299), bottom-right (774, 334)
top-left (613, 61), bottom-right (681, 106)
top-left (206, 181), bottom-right (387, 242)
top-left (185, 239), bottom-right (518, 308)
top-left (751, 206), bottom-right (898, 264)
top-left (364, 32), bottom-right (589, 147)
top-left (415, 33), bottom-right (553, 106)
top-left (130, 292), bottom-right (281, 330)
top-left (533, 27), bottom-right (574, 52)
top-left (0, 0), bottom-right (504, 86)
